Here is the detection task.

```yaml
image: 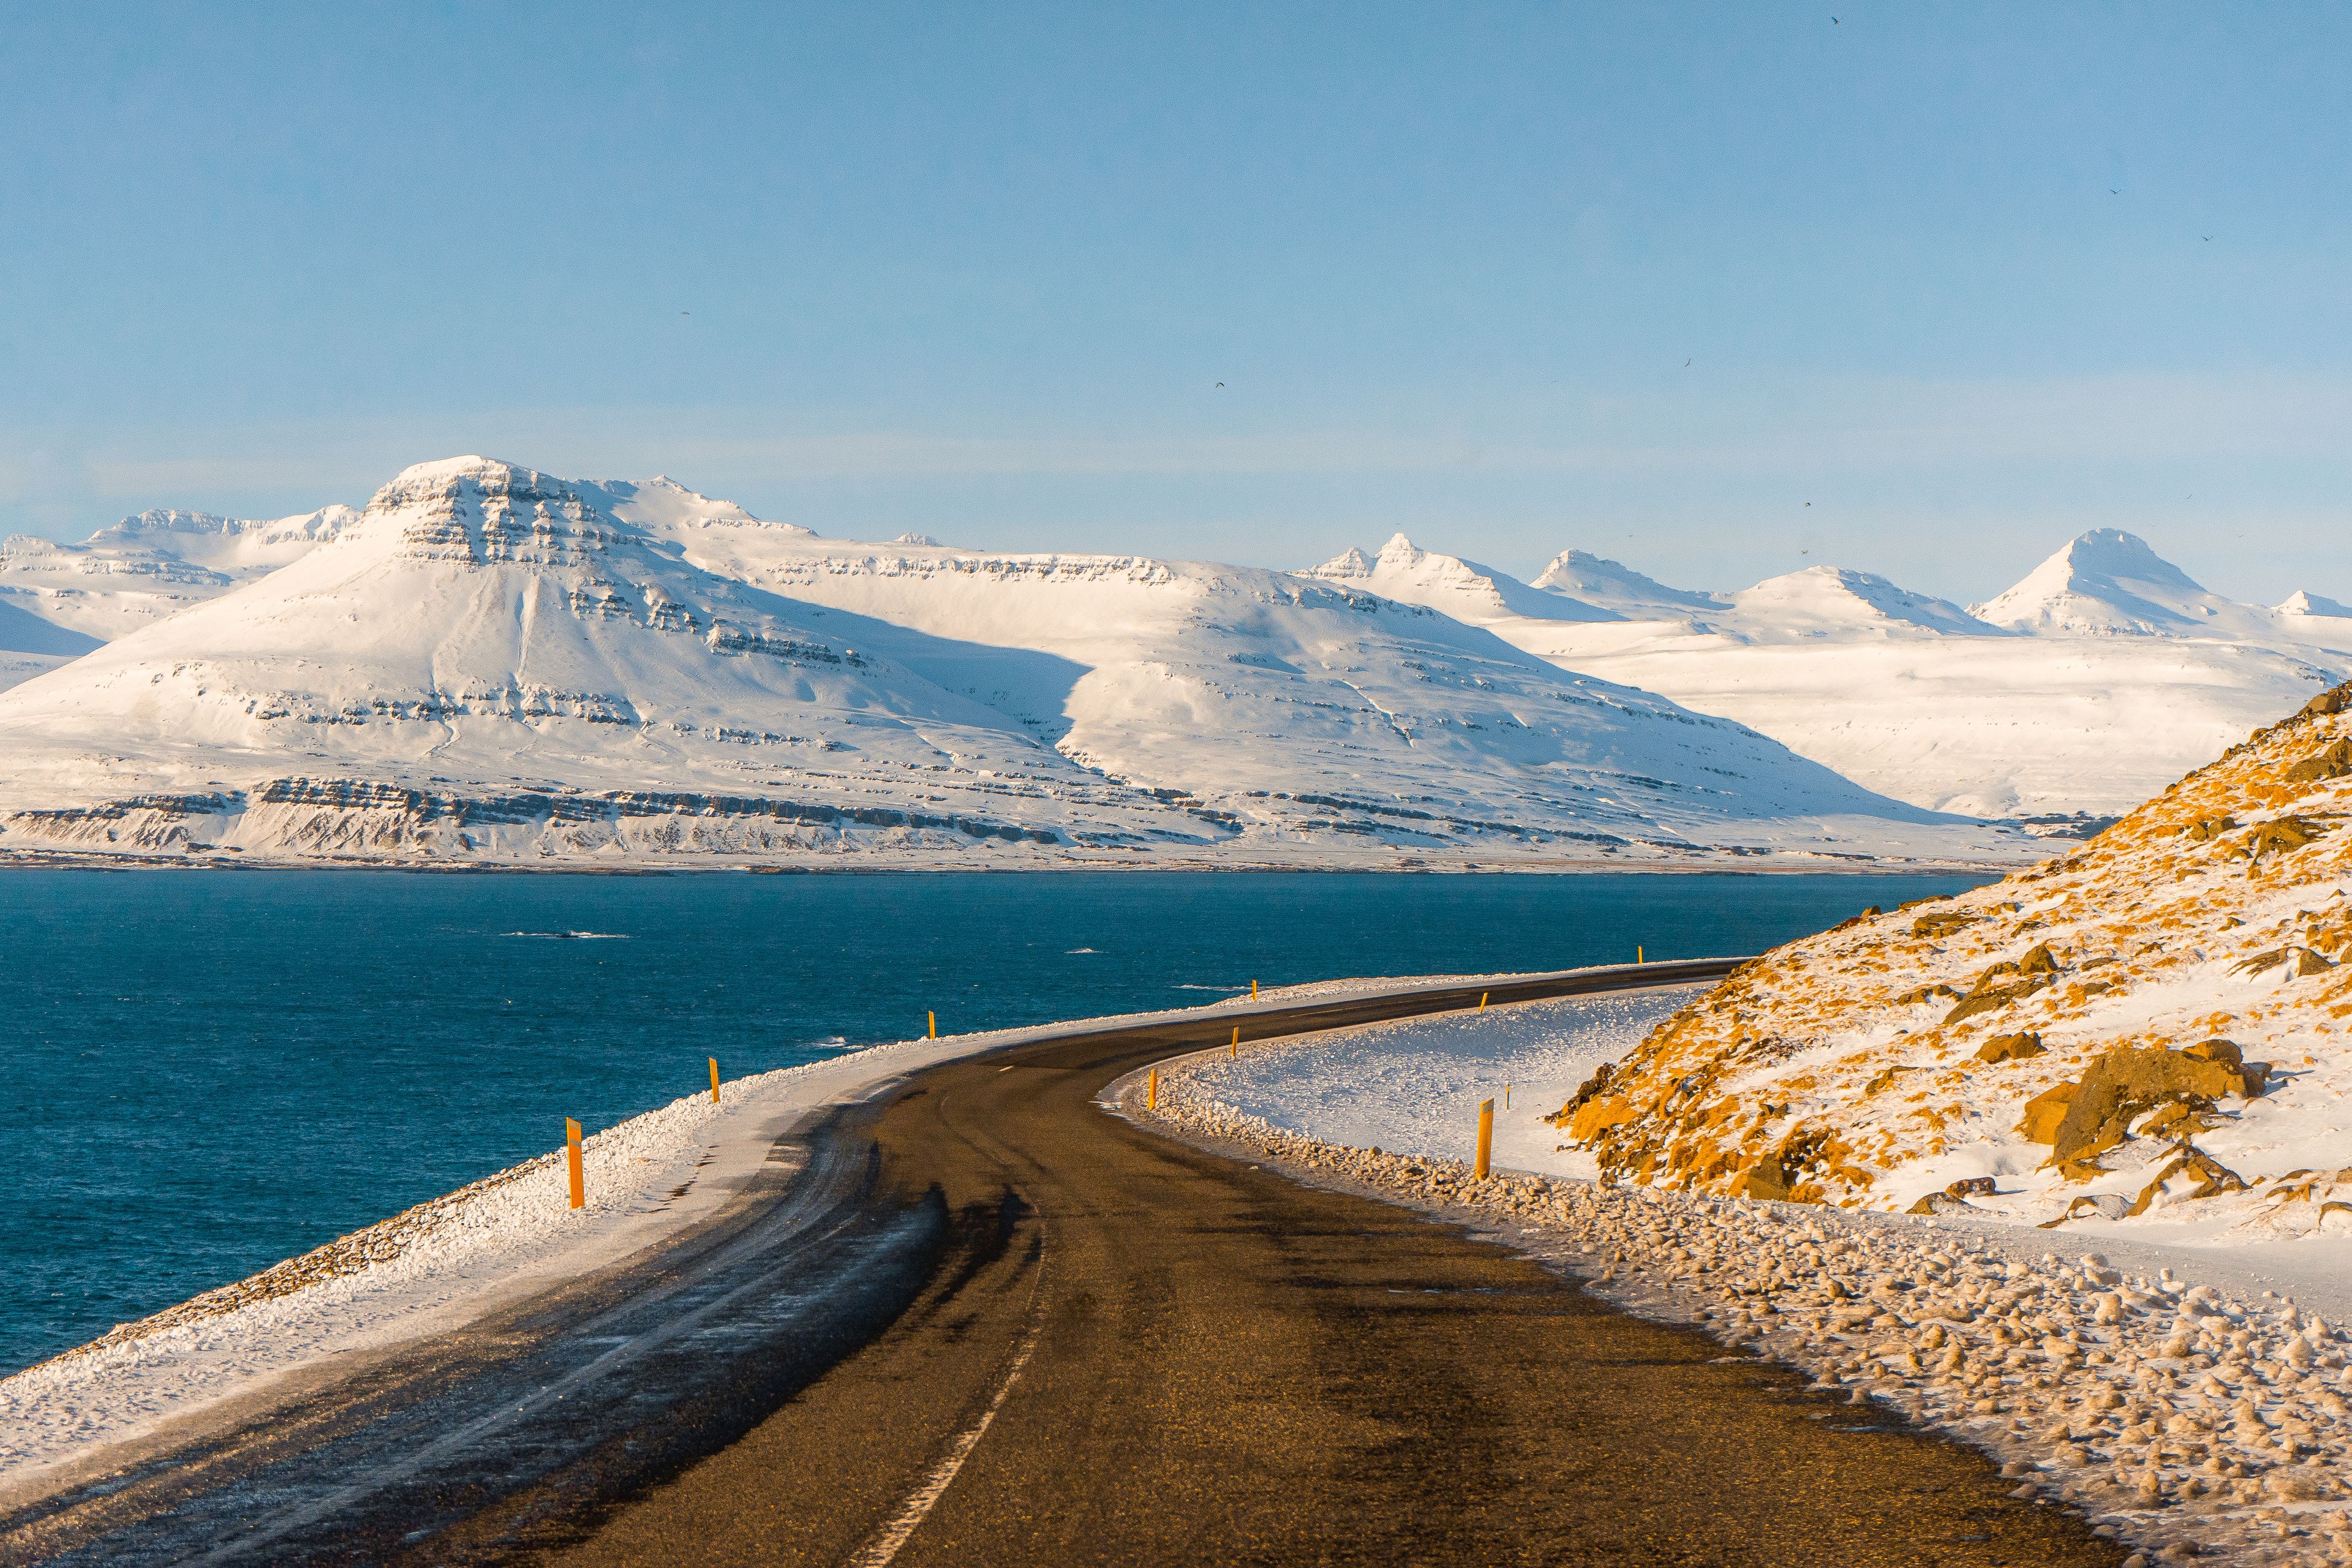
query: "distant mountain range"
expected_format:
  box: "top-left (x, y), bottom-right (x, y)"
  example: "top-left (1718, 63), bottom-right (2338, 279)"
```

top-left (1311, 531), bottom-right (2350, 816)
top-left (0, 458), bottom-right (2003, 870)
top-left (0, 459), bottom-right (2339, 865)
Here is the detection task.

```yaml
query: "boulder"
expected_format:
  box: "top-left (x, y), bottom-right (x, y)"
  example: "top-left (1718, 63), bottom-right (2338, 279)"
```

top-left (2018, 1082), bottom-right (2077, 1144)
top-left (2246, 817), bottom-right (2326, 858)
top-left (1911, 910), bottom-right (1976, 939)
top-left (1977, 1031), bottom-right (2046, 1064)
top-left (2045, 1046), bottom-right (2255, 1164)
top-left (2285, 737), bottom-right (2352, 783)
top-left (2302, 684), bottom-right (2349, 718)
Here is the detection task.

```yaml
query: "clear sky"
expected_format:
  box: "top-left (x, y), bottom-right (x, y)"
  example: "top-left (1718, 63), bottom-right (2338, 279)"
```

top-left (3, 2), bottom-right (2347, 604)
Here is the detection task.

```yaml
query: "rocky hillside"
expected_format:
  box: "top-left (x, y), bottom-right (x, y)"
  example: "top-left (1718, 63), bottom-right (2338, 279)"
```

top-left (0, 456), bottom-right (2014, 870)
top-left (1554, 680), bottom-right (2352, 1240)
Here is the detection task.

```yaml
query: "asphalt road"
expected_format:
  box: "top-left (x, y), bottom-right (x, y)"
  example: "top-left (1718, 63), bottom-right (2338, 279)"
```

top-left (5, 965), bottom-right (2125, 1567)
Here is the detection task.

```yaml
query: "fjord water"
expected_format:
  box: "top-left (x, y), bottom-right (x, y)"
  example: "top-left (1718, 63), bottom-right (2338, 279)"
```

top-left (1, 869), bottom-right (1986, 1373)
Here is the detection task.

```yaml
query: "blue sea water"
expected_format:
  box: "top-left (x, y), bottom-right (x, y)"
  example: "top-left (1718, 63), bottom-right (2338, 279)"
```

top-left (0, 869), bottom-right (1989, 1373)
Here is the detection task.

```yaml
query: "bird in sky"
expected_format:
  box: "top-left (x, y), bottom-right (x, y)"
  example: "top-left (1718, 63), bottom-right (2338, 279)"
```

top-left (1684, 358), bottom-right (1692, 367)
top-left (2204, 236), bottom-right (2212, 241)
top-left (1215, 381), bottom-right (1224, 388)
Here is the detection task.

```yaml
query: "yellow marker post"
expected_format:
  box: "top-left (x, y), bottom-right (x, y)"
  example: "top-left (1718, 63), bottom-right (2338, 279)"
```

top-left (565, 1117), bottom-right (585, 1210)
top-left (928, 1011), bottom-right (937, 1040)
top-left (1479, 991), bottom-right (1488, 1011)
top-left (709, 1057), bottom-right (721, 1104)
top-left (1506, 1082), bottom-right (1512, 1110)
top-left (1637, 945), bottom-right (1644, 964)
top-left (1148, 1066), bottom-right (1159, 1110)
top-left (1231, 1025), bottom-right (1239, 1058)
top-left (1251, 979), bottom-right (1259, 1000)
top-left (1474, 1098), bottom-right (1494, 1182)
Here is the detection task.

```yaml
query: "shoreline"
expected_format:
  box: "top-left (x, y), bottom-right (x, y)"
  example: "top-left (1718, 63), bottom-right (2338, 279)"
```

top-left (0, 853), bottom-right (2020, 877)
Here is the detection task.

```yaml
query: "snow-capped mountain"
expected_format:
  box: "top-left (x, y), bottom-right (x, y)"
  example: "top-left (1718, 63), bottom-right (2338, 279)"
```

top-left (0, 504), bottom-right (358, 658)
top-left (0, 457), bottom-right (2017, 869)
top-left (1969, 528), bottom-right (2346, 646)
top-left (2281, 590), bottom-right (2352, 620)
top-left (1316, 532), bottom-right (2350, 818)
top-left (1529, 548), bottom-right (1725, 620)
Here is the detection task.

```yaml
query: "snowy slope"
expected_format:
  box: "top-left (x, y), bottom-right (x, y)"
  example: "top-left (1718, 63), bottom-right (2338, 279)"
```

top-left (1550, 678), bottom-right (2352, 1248)
top-left (635, 507), bottom-right (2019, 867)
top-left (0, 458), bottom-right (2016, 869)
top-left (0, 505), bottom-right (358, 642)
top-left (0, 600), bottom-right (102, 695)
top-left (1317, 534), bottom-right (2351, 818)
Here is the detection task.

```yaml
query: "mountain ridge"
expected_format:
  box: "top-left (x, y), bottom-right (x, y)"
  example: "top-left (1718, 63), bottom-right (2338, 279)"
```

top-left (0, 456), bottom-right (2013, 870)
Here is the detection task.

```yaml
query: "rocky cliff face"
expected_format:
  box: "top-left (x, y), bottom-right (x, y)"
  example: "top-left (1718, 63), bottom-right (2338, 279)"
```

top-left (1553, 682), bottom-right (2352, 1239)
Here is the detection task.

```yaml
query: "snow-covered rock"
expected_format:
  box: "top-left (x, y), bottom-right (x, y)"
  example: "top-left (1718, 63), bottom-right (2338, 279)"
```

top-left (0, 456), bottom-right (2013, 869)
top-left (1318, 533), bottom-right (2350, 818)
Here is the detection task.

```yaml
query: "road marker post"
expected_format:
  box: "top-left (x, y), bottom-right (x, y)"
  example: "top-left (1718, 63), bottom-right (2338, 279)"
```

top-left (1230, 1025), bottom-right (1239, 1058)
top-left (1505, 1082), bottom-right (1512, 1110)
top-left (1251, 979), bottom-right (1259, 1000)
top-left (928, 1011), bottom-right (937, 1040)
top-left (709, 1057), bottom-right (721, 1104)
top-left (1479, 991), bottom-right (1488, 1011)
top-left (1474, 1099), bottom-right (1494, 1182)
top-left (1148, 1067), bottom-right (1159, 1110)
top-left (1637, 945), bottom-right (1644, 964)
top-left (565, 1117), bottom-right (585, 1210)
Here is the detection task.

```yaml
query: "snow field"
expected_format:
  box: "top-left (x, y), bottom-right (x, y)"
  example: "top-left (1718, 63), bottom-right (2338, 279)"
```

top-left (1175, 987), bottom-right (1703, 1177)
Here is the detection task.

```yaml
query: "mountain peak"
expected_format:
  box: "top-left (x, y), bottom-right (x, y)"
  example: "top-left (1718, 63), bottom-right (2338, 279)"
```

top-left (1530, 550), bottom-right (1719, 618)
top-left (2280, 589), bottom-right (2352, 619)
top-left (1972, 529), bottom-right (2246, 636)
top-left (1305, 546), bottom-right (1376, 580)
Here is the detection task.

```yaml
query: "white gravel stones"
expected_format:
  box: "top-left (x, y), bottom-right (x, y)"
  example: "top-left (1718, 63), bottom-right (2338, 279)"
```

top-left (1139, 1057), bottom-right (2352, 1568)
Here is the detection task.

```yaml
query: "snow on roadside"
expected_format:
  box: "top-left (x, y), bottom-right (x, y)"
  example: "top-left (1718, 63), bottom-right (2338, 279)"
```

top-left (1139, 1005), bottom-right (2352, 1568)
top-left (1183, 987), bottom-right (1702, 1177)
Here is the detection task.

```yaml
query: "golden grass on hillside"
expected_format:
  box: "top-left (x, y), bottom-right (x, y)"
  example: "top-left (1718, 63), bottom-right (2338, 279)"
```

top-left (1552, 681), bottom-right (2352, 1232)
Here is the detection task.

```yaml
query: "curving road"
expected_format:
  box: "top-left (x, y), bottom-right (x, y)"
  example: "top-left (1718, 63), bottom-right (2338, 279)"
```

top-left (3, 965), bottom-right (2123, 1567)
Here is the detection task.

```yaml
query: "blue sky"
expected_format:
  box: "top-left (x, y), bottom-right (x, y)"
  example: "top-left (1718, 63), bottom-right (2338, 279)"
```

top-left (3, 3), bottom-right (2347, 603)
